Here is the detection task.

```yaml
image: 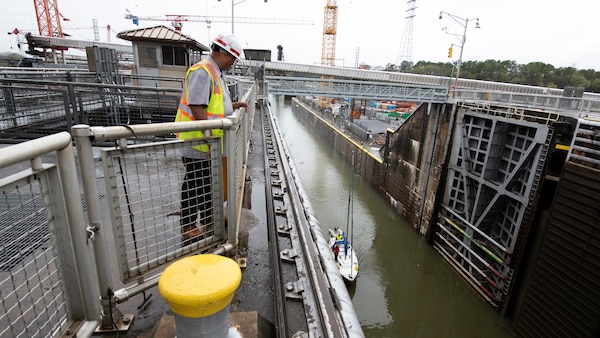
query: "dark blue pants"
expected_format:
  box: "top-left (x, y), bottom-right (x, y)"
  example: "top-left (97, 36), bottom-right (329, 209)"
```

top-left (180, 157), bottom-right (213, 229)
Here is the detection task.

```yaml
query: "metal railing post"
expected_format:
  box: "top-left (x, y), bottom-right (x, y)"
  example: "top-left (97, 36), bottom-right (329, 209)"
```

top-left (225, 116), bottom-right (238, 246)
top-left (0, 131), bottom-right (102, 330)
top-left (72, 124), bottom-right (132, 331)
top-left (55, 134), bottom-right (103, 322)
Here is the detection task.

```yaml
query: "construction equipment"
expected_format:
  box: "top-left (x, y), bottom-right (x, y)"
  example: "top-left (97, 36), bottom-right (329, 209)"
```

top-left (34, 0), bottom-right (68, 38)
top-left (319, 0), bottom-right (338, 110)
top-left (32, 0), bottom-right (69, 63)
top-left (92, 19), bottom-right (116, 43)
top-left (14, 1), bottom-right (121, 64)
top-left (321, 0), bottom-right (337, 67)
top-left (7, 28), bottom-right (29, 53)
top-left (124, 12), bottom-right (313, 31)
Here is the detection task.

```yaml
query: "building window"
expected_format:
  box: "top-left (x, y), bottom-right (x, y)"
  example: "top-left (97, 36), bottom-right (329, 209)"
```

top-left (138, 46), bottom-right (157, 68)
top-left (162, 46), bottom-right (187, 66)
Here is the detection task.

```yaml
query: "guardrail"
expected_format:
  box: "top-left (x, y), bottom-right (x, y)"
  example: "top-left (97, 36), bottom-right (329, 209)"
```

top-left (453, 89), bottom-right (600, 117)
top-left (0, 132), bottom-right (100, 337)
top-left (0, 79), bottom-right (256, 337)
top-left (0, 77), bottom-right (181, 142)
top-left (262, 74), bottom-right (600, 117)
top-left (267, 76), bottom-right (449, 103)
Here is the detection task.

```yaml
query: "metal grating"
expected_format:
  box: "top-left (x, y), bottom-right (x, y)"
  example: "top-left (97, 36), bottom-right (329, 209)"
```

top-left (102, 138), bottom-right (226, 283)
top-left (0, 78), bottom-right (180, 142)
top-left (0, 193), bottom-right (49, 271)
top-left (0, 85), bottom-right (72, 140)
top-left (570, 120), bottom-right (600, 170)
top-left (0, 172), bottom-right (71, 337)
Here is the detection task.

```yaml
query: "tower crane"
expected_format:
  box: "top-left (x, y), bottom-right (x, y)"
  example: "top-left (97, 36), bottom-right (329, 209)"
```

top-left (92, 19), bottom-right (117, 43)
top-left (27, 1), bottom-right (127, 64)
top-left (32, 0), bottom-right (70, 63)
top-left (319, 0), bottom-right (337, 110)
top-left (33, 0), bottom-right (68, 38)
top-left (321, 0), bottom-right (337, 67)
top-left (124, 12), bottom-right (313, 31)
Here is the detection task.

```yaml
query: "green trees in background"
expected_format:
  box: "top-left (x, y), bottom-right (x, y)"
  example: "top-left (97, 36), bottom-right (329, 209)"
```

top-left (0, 52), bottom-right (25, 67)
top-left (372, 60), bottom-right (600, 93)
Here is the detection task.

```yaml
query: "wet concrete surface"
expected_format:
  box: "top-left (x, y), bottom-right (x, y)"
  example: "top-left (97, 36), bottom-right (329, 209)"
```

top-left (228, 107), bottom-right (275, 326)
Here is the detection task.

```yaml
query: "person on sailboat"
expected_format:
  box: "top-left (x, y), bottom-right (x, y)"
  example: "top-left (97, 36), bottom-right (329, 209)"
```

top-left (333, 244), bottom-right (340, 260)
top-left (332, 228), bottom-right (348, 258)
top-left (335, 227), bottom-right (343, 241)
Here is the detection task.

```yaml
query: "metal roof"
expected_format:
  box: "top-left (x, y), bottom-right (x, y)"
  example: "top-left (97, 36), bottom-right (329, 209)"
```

top-left (25, 35), bottom-right (133, 54)
top-left (116, 25), bottom-right (209, 51)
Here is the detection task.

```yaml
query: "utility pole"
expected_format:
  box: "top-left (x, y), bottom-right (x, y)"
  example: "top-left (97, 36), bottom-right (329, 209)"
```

top-left (439, 11), bottom-right (480, 96)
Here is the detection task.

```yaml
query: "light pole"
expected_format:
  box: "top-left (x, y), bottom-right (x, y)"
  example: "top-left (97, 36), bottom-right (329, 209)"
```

top-left (439, 11), bottom-right (480, 93)
top-left (218, 0), bottom-right (267, 34)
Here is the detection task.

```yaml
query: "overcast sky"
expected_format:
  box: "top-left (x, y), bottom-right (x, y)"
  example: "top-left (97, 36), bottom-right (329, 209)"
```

top-left (2, 0), bottom-right (599, 70)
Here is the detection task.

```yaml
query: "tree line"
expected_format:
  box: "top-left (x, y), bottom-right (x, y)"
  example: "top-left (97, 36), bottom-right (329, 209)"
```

top-left (365, 60), bottom-right (600, 93)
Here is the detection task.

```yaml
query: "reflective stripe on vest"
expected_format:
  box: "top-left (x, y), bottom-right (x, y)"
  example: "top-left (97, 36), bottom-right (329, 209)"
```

top-left (175, 60), bottom-right (225, 152)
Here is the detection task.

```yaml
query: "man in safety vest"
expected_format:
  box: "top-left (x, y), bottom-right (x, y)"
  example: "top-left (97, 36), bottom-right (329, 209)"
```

top-left (175, 33), bottom-right (249, 243)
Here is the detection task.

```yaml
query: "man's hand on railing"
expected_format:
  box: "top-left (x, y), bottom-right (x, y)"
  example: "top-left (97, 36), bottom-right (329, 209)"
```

top-left (233, 101), bottom-right (249, 112)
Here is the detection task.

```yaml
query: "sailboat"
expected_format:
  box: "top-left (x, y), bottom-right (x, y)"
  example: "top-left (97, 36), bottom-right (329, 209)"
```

top-left (328, 154), bottom-right (359, 283)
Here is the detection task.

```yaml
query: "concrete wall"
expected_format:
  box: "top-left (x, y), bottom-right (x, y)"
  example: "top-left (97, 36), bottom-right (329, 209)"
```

top-left (159, 67), bottom-right (186, 89)
top-left (292, 98), bottom-right (453, 237)
top-left (380, 102), bottom-right (453, 236)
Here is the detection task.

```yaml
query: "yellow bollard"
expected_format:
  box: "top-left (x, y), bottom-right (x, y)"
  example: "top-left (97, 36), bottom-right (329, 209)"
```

top-left (159, 254), bottom-right (242, 338)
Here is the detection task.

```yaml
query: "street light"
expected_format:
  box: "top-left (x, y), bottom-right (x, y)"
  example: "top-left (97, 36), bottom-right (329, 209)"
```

top-left (218, 0), bottom-right (267, 34)
top-left (439, 11), bottom-right (480, 94)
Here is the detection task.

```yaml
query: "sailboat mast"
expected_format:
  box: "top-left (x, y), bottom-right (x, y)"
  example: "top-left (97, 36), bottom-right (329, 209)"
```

top-left (349, 153), bottom-right (354, 261)
top-left (350, 153), bottom-right (354, 234)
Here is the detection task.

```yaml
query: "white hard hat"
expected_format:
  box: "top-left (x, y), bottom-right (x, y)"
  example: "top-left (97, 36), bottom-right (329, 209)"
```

top-left (212, 33), bottom-right (244, 61)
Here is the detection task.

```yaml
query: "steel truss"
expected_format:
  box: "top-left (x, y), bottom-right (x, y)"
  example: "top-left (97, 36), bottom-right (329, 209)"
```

top-left (267, 76), bottom-right (448, 103)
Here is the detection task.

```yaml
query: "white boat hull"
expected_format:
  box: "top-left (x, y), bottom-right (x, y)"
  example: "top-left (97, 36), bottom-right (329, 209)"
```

top-left (329, 229), bottom-right (359, 283)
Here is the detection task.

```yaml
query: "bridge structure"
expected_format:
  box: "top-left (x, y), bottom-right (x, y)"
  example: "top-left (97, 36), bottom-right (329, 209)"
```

top-left (256, 60), bottom-right (600, 119)
top-left (0, 63), bottom-right (599, 337)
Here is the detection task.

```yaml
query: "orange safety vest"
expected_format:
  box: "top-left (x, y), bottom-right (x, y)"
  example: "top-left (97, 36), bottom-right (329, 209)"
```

top-left (174, 60), bottom-right (225, 152)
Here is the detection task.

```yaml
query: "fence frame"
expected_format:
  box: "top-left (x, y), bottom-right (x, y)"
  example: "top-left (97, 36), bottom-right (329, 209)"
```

top-left (0, 77), bottom-right (256, 336)
top-left (0, 132), bottom-right (101, 337)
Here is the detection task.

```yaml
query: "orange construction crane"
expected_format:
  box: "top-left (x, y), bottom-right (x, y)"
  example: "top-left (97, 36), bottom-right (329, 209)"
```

top-left (321, 0), bottom-right (337, 67)
top-left (33, 0), bottom-right (68, 38)
top-left (32, 0), bottom-right (70, 63)
top-left (319, 0), bottom-right (337, 110)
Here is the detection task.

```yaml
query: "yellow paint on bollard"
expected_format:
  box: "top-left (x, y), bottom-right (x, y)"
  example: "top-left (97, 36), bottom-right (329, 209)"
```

top-left (159, 254), bottom-right (242, 318)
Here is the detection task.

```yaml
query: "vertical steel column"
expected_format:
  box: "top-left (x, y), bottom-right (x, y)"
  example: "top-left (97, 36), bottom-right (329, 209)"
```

top-left (225, 115), bottom-right (238, 246)
top-left (72, 124), bottom-right (126, 330)
top-left (0, 131), bottom-right (102, 324)
top-left (55, 135), bottom-right (102, 321)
